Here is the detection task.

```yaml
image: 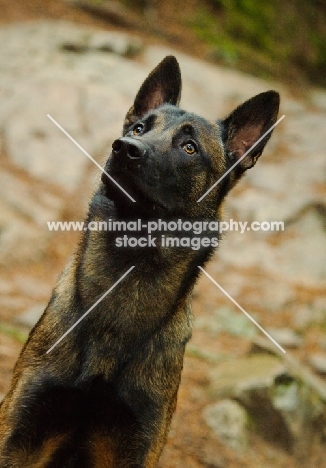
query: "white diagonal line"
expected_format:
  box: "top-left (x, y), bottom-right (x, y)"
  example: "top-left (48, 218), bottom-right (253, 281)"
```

top-left (198, 266), bottom-right (286, 353)
top-left (197, 115), bottom-right (285, 203)
top-left (46, 266), bottom-right (135, 354)
top-left (47, 114), bottom-right (136, 203)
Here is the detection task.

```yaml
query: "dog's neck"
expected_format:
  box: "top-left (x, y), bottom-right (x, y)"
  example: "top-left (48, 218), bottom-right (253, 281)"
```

top-left (71, 188), bottom-right (215, 335)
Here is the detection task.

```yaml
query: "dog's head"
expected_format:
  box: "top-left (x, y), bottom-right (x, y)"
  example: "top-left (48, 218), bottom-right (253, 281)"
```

top-left (102, 56), bottom-right (280, 219)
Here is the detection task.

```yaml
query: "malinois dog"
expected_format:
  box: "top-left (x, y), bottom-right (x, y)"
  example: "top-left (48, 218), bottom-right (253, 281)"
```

top-left (0, 56), bottom-right (280, 467)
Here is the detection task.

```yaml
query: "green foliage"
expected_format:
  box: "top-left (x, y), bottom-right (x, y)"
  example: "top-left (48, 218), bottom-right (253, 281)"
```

top-left (191, 0), bottom-right (326, 86)
top-left (0, 322), bottom-right (28, 343)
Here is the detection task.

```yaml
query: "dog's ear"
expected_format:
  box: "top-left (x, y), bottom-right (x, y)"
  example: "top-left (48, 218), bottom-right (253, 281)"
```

top-left (221, 91), bottom-right (280, 175)
top-left (123, 56), bottom-right (182, 133)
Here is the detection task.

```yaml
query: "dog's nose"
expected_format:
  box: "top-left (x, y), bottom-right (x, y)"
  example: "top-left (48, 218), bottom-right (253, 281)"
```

top-left (112, 138), bottom-right (146, 160)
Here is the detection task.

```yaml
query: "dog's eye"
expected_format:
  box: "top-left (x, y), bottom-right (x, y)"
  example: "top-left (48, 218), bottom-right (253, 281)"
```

top-left (183, 141), bottom-right (197, 155)
top-left (133, 123), bottom-right (145, 135)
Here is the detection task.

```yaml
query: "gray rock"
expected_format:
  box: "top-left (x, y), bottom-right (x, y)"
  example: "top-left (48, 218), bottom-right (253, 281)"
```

top-left (0, 21), bottom-right (144, 191)
top-left (209, 355), bottom-right (285, 401)
top-left (310, 88), bottom-right (326, 112)
top-left (0, 170), bottom-right (63, 226)
top-left (271, 375), bottom-right (325, 459)
top-left (82, 83), bottom-right (129, 149)
top-left (218, 207), bottom-right (326, 287)
top-left (202, 400), bottom-right (249, 453)
top-left (291, 304), bottom-right (326, 330)
top-left (5, 79), bottom-right (89, 191)
top-left (216, 228), bottom-right (277, 271)
top-left (0, 279), bottom-right (13, 295)
top-left (236, 276), bottom-right (295, 313)
top-left (0, 296), bottom-right (28, 310)
top-left (284, 113), bottom-right (326, 156)
top-left (309, 353), bottom-right (326, 375)
top-left (320, 336), bottom-right (326, 352)
top-left (15, 304), bottom-right (46, 329)
top-left (229, 156), bottom-right (326, 226)
top-left (0, 21), bottom-right (142, 77)
top-left (0, 203), bottom-right (49, 265)
top-left (273, 209), bottom-right (326, 285)
top-left (281, 95), bottom-right (307, 115)
top-left (87, 31), bottom-right (142, 57)
top-left (209, 354), bottom-right (326, 457)
top-left (13, 275), bottom-right (51, 299)
top-left (227, 183), bottom-right (318, 226)
top-left (195, 306), bottom-right (257, 339)
top-left (265, 328), bottom-right (303, 349)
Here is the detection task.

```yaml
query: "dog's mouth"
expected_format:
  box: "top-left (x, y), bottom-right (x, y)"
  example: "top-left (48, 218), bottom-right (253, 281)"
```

top-left (101, 138), bottom-right (171, 216)
top-left (102, 163), bottom-right (168, 216)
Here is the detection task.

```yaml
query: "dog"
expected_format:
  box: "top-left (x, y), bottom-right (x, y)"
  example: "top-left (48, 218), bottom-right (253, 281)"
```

top-left (0, 56), bottom-right (280, 467)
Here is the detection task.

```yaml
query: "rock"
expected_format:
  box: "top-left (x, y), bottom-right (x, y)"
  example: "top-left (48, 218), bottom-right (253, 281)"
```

top-left (271, 374), bottom-right (325, 459)
top-left (281, 95), bottom-right (307, 115)
top-left (209, 354), bottom-right (326, 457)
top-left (82, 83), bottom-right (130, 150)
top-left (0, 279), bottom-right (13, 295)
top-left (239, 276), bottom-right (295, 313)
top-left (284, 113), bottom-right (326, 156)
top-left (291, 296), bottom-right (326, 330)
top-left (0, 21), bottom-right (144, 191)
top-left (5, 80), bottom-right (89, 191)
top-left (291, 305), bottom-right (325, 330)
top-left (209, 355), bottom-right (285, 401)
top-left (0, 296), bottom-right (28, 311)
top-left (15, 304), bottom-right (46, 329)
top-left (13, 275), bottom-right (51, 299)
top-left (320, 336), bottom-right (326, 351)
top-left (57, 24), bottom-right (142, 57)
top-left (309, 353), bottom-right (326, 375)
top-left (227, 184), bottom-right (317, 225)
top-left (218, 207), bottom-right (326, 287)
top-left (82, 30), bottom-right (142, 57)
top-left (217, 228), bottom-right (276, 270)
top-left (244, 152), bottom-right (326, 196)
top-left (0, 170), bottom-right (63, 226)
top-left (202, 400), bottom-right (249, 453)
top-left (195, 306), bottom-right (257, 339)
top-left (251, 337), bottom-right (326, 403)
top-left (265, 328), bottom-right (303, 349)
top-left (0, 203), bottom-right (48, 265)
top-left (273, 208), bottom-right (326, 286)
top-left (310, 88), bottom-right (326, 112)
top-left (197, 452), bottom-right (225, 468)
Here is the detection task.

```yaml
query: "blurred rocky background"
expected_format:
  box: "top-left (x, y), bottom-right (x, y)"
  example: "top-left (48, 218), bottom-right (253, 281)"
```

top-left (0, 1), bottom-right (325, 467)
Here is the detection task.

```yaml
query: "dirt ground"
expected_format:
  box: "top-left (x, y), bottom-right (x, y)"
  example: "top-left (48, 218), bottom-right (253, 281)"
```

top-left (0, 1), bottom-right (325, 467)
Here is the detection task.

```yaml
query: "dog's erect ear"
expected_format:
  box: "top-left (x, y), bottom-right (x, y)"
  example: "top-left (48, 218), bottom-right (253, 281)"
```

top-left (123, 56), bottom-right (182, 133)
top-left (221, 91), bottom-right (280, 173)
